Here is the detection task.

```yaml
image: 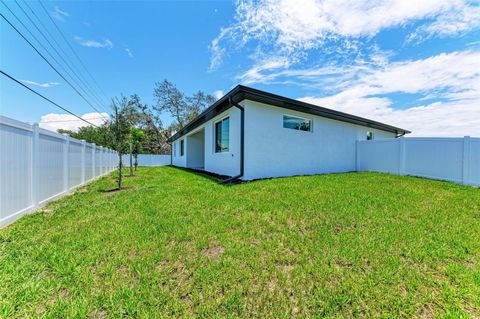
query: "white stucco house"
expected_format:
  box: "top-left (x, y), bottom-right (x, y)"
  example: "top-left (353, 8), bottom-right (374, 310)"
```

top-left (168, 85), bottom-right (410, 181)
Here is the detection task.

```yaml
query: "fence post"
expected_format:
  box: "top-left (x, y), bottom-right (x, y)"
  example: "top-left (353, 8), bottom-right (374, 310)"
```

top-left (92, 143), bottom-right (96, 178)
top-left (63, 134), bottom-right (69, 192)
top-left (355, 140), bottom-right (360, 171)
top-left (463, 136), bottom-right (471, 185)
top-left (399, 137), bottom-right (406, 176)
top-left (81, 140), bottom-right (86, 184)
top-left (31, 123), bottom-right (39, 208)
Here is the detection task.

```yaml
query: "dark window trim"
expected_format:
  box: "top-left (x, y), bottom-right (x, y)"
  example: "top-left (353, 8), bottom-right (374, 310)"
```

top-left (214, 116), bottom-right (230, 153)
top-left (283, 114), bottom-right (313, 132)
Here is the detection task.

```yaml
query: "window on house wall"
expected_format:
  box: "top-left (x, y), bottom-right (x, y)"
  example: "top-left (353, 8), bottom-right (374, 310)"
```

top-left (283, 115), bottom-right (312, 132)
top-left (173, 142), bottom-right (176, 156)
top-left (215, 117), bottom-right (230, 152)
top-left (180, 139), bottom-right (184, 156)
top-left (366, 131), bottom-right (374, 140)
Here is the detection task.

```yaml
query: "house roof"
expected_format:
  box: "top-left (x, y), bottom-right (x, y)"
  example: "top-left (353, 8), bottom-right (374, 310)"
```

top-left (168, 85), bottom-right (410, 142)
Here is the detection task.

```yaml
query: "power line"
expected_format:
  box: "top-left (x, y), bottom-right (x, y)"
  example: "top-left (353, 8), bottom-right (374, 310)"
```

top-left (20, 0), bottom-right (108, 111)
top-left (8, 0), bottom-right (108, 117)
top-left (0, 9), bottom-right (107, 119)
top-left (38, 0), bottom-right (110, 105)
top-left (41, 116), bottom-right (106, 123)
top-left (1, 70), bottom-right (100, 128)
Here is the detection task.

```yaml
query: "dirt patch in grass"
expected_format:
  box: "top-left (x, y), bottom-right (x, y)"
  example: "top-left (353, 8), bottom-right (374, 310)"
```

top-left (76, 187), bottom-right (88, 193)
top-left (88, 309), bottom-right (108, 319)
top-left (201, 243), bottom-right (224, 260)
top-left (415, 305), bottom-right (435, 319)
top-left (41, 207), bottom-right (54, 215)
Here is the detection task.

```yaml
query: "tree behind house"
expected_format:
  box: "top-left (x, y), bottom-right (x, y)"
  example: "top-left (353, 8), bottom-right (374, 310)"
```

top-left (153, 79), bottom-right (215, 129)
top-left (132, 94), bottom-right (171, 154)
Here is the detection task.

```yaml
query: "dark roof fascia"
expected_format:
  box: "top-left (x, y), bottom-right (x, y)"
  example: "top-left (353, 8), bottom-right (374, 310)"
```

top-left (168, 85), bottom-right (410, 142)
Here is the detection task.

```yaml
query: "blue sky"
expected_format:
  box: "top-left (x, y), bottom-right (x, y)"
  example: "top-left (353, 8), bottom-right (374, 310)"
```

top-left (1, 0), bottom-right (479, 136)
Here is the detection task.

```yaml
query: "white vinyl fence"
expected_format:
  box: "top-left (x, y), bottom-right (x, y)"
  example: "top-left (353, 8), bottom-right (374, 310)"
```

top-left (0, 116), bottom-right (118, 227)
top-left (121, 154), bottom-right (170, 167)
top-left (357, 136), bottom-right (480, 186)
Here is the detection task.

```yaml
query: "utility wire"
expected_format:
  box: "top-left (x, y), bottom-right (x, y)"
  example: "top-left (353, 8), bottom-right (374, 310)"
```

top-left (41, 116), bottom-right (106, 123)
top-left (0, 9), bottom-right (108, 119)
top-left (38, 0), bottom-right (110, 105)
top-left (1, 70), bottom-right (100, 128)
top-left (10, 0), bottom-right (107, 117)
top-left (21, 0), bottom-right (107, 111)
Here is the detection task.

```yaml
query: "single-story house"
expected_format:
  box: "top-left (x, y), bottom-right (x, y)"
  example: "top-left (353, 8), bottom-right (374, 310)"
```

top-left (168, 85), bottom-right (410, 181)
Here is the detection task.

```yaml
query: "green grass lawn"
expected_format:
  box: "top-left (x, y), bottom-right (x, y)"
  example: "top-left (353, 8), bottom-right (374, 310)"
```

top-left (1, 167), bottom-right (479, 318)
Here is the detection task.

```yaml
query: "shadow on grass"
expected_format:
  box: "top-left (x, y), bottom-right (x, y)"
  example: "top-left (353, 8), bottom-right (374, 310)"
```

top-left (102, 186), bottom-right (133, 193)
top-left (165, 165), bottom-right (233, 185)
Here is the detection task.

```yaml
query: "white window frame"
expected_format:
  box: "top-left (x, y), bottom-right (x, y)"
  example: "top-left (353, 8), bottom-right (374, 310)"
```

top-left (213, 116), bottom-right (230, 153)
top-left (282, 114), bottom-right (313, 132)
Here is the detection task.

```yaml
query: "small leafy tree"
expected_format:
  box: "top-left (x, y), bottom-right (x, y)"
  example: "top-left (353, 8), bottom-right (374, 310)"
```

top-left (129, 127), bottom-right (145, 173)
top-left (109, 96), bottom-right (136, 189)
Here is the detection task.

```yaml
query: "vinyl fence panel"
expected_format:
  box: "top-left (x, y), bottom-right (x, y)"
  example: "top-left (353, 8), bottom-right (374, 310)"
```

top-left (121, 154), bottom-right (170, 167)
top-left (471, 139), bottom-right (480, 185)
top-left (0, 116), bottom-right (117, 227)
top-left (357, 137), bottom-right (480, 186)
top-left (68, 139), bottom-right (83, 190)
top-left (37, 130), bottom-right (65, 202)
top-left (85, 145), bottom-right (94, 181)
top-left (0, 117), bottom-right (32, 223)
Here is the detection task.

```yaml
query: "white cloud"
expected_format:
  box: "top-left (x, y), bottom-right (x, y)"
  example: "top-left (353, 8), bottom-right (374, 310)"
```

top-left (51, 6), bottom-right (69, 22)
top-left (407, 3), bottom-right (480, 42)
top-left (298, 50), bottom-right (480, 137)
top-left (39, 112), bottom-right (109, 132)
top-left (74, 36), bottom-right (114, 49)
top-left (125, 48), bottom-right (133, 58)
top-left (20, 80), bottom-right (60, 88)
top-left (213, 90), bottom-right (224, 99)
top-left (210, 0), bottom-right (480, 70)
top-left (238, 57), bottom-right (291, 84)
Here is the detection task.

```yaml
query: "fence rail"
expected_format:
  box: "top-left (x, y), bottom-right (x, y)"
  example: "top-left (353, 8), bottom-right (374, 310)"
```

top-left (0, 116), bottom-right (117, 227)
top-left (356, 136), bottom-right (480, 186)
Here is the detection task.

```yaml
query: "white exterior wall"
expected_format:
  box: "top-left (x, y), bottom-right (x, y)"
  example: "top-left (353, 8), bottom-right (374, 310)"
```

top-left (242, 100), bottom-right (395, 180)
top-left (172, 107), bottom-right (241, 177)
top-left (171, 100), bottom-right (397, 180)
